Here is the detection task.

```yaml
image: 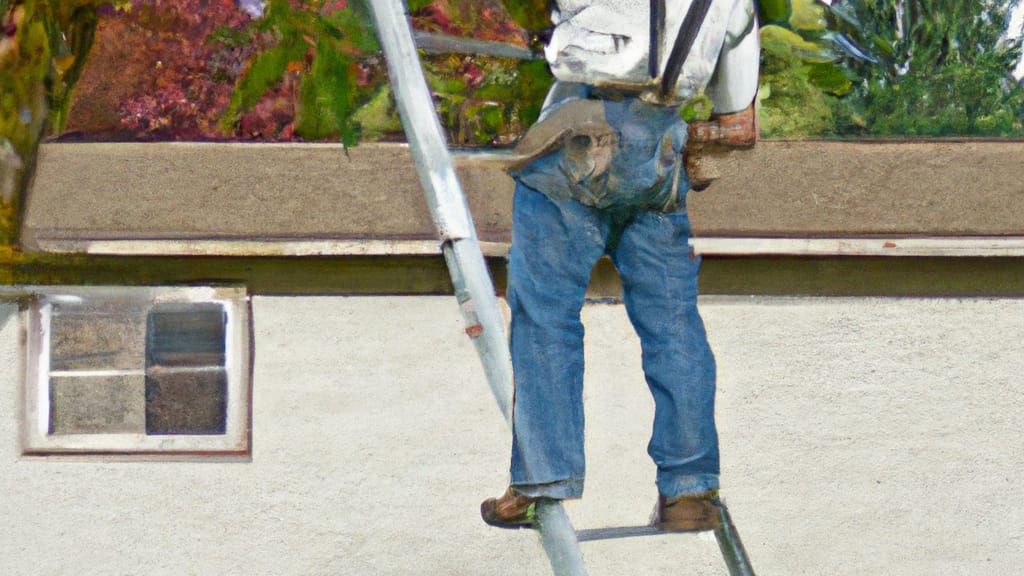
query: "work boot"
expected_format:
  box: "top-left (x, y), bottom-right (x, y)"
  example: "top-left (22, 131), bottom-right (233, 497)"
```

top-left (651, 490), bottom-right (722, 532)
top-left (480, 487), bottom-right (540, 529)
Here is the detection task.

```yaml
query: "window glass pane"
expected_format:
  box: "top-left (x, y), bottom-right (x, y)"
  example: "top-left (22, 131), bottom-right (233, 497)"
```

top-left (145, 368), bottom-right (228, 435)
top-left (144, 303), bottom-right (229, 435)
top-left (50, 301), bottom-right (147, 372)
top-left (49, 375), bottom-right (146, 435)
top-left (145, 304), bottom-right (227, 368)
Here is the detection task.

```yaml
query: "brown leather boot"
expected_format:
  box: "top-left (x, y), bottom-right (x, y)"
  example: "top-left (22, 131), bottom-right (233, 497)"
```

top-left (480, 487), bottom-right (540, 529)
top-left (651, 490), bottom-right (722, 532)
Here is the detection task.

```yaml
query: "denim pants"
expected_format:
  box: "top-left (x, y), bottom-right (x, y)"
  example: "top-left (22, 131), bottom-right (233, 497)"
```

top-left (507, 181), bottom-right (720, 500)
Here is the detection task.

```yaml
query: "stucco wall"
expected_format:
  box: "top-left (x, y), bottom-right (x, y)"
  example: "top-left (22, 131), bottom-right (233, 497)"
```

top-left (1, 296), bottom-right (1022, 575)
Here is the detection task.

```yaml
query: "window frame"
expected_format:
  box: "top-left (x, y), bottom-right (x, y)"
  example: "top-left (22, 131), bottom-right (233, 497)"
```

top-left (20, 286), bottom-right (252, 456)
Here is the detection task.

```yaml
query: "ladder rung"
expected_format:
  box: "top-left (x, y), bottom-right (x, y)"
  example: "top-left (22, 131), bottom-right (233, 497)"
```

top-left (413, 30), bottom-right (541, 60)
top-left (576, 525), bottom-right (668, 542)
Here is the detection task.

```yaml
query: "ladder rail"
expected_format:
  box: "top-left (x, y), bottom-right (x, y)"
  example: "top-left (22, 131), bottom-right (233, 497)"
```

top-left (714, 498), bottom-right (757, 576)
top-left (366, 1), bottom-right (588, 574)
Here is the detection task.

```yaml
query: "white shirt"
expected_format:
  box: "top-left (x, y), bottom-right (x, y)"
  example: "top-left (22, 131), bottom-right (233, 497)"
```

top-left (545, 0), bottom-right (760, 113)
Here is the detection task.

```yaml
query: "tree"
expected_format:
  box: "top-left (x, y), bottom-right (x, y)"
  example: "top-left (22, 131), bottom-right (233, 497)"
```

top-left (1, 0), bottom-right (129, 246)
top-left (822, 0), bottom-right (1024, 136)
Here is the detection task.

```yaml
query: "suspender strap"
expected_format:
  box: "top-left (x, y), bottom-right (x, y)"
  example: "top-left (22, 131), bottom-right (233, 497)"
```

top-left (658, 0), bottom-right (713, 100)
top-left (649, 0), bottom-right (666, 78)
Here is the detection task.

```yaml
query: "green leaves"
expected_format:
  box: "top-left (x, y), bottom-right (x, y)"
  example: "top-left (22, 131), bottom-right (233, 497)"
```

top-left (295, 34), bottom-right (358, 144)
top-left (761, 24), bottom-right (830, 61)
top-left (508, 59), bottom-right (554, 128)
top-left (497, 0), bottom-right (552, 34)
top-left (759, 23), bottom-right (851, 94)
top-left (758, 0), bottom-right (1024, 137)
top-left (757, 0), bottom-right (853, 137)
top-left (220, 0), bottom-right (552, 146)
top-left (220, 41), bottom-right (302, 134)
top-left (806, 61), bottom-right (852, 95)
top-left (220, 0), bottom-right (378, 144)
top-left (758, 0), bottom-right (792, 26)
top-left (46, 6), bottom-right (99, 134)
top-left (327, 0), bottom-right (379, 53)
top-left (817, 0), bottom-right (1024, 137)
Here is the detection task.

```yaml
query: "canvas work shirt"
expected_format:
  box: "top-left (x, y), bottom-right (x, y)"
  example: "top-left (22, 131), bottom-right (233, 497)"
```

top-left (545, 0), bottom-right (760, 112)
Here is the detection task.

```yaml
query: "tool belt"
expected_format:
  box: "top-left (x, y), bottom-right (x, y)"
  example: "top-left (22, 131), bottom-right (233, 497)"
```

top-left (506, 0), bottom-right (718, 209)
top-left (509, 95), bottom-right (689, 211)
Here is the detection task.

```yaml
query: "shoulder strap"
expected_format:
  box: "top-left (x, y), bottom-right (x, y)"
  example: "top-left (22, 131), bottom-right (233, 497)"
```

top-left (657, 0), bottom-right (714, 100)
top-left (649, 0), bottom-right (666, 79)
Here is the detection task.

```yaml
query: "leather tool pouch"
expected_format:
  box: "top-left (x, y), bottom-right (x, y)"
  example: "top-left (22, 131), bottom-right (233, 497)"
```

top-left (508, 0), bottom-right (711, 211)
top-left (510, 96), bottom-right (689, 212)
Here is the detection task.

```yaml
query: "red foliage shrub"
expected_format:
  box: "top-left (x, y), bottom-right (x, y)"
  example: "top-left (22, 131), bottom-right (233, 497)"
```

top-left (65, 0), bottom-right (529, 142)
top-left (66, 0), bottom-right (294, 140)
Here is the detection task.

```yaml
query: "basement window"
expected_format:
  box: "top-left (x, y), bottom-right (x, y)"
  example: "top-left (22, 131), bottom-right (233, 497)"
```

top-left (22, 286), bottom-right (251, 455)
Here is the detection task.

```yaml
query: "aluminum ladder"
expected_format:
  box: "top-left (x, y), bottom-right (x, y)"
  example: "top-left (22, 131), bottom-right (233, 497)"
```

top-left (365, 1), bottom-right (756, 573)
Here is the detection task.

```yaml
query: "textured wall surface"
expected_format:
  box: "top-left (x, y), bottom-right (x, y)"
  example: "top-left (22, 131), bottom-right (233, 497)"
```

top-left (1, 296), bottom-right (1022, 575)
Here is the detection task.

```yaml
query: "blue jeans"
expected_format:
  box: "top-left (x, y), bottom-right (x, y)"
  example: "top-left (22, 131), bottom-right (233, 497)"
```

top-left (507, 181), bottom-right (720, 500)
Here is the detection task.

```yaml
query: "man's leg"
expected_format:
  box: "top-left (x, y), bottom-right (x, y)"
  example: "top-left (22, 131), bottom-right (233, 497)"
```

top-left (611, 209), bottom-right (720, 500)
top-left (506, 181), bottom-right (606, 500)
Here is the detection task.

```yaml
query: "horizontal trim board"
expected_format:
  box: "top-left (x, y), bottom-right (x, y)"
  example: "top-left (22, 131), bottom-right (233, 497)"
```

top-left (27, 236), bottom-right (1024, 258)
top-left (5, 252), bottom-right (1024, 297)
top-left (695, 256), bottom-right (1024, 298)
top-left (33, 238), bottom-right (507, 257)
top-left (691, 236), bottom-right (1024, 257)
top-left (0, 253), bottom-right (468, 296)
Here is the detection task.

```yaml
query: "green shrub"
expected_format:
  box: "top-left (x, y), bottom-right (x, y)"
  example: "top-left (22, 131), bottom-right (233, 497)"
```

top-left (756, 0), bottom-right (852, 137)
top-left (821, 0), bottom-right (1024, 137)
